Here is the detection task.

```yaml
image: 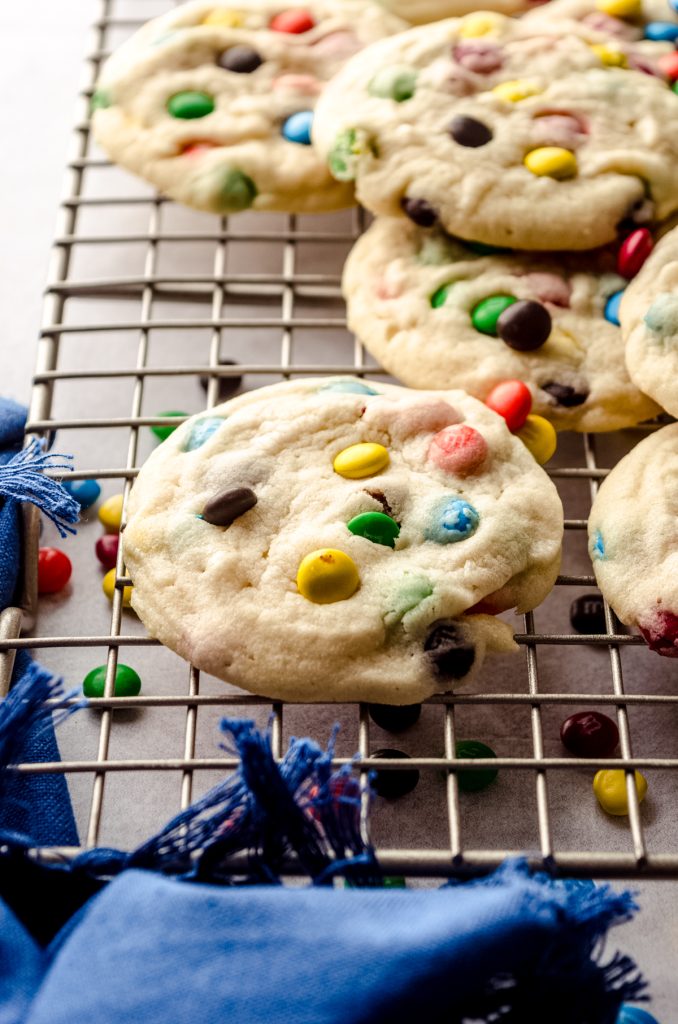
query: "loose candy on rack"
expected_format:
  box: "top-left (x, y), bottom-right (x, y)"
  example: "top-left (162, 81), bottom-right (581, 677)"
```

top-left (347, 511), bottom-right (400, 547)
top-left (297, 549), bottom-right (360, 603)
top-left (516, 415), bottom-right (557, 465)
top-left (425, 497), bottom-right (480, 544)
top-left (95, 533), bottom-right (120, 572)
top-left (424, 620), bottom-right (475, 680)
top-left (496, 300), bottom-right (552, 352)
top-left (523, 147), bottom-right (577, 180)
top-left (199, 358), bottom-right (243, 401)
top-left (570, 593), bottom-right (606, 634)
top-left (617, 229), bottom-right (653, 279)
top-left (369, 748), bottom-right (420, 799)
top-left (593, 769), bottom-right (648, 816)
top-left (167, 91), bottom-right (215, 119)
top-left (616, 1006), bottom-right (661, 1024)
top-left (428, 425), bottom-right (488, 476)
top-left (368, 703), bottom-right (422, 731)
top-left (561, 711), bottom-right (619, 758)
top-left (151, 411), bottom-right (188, 441)
top-left (484, 381), bottom-right (532, 433)
top-left (471, 295), bottom-right (517, 336)
top-left (333, 442), bottom-right (389, 479)
top-left (218, 45), bottom-right (263, 73)
top-left (202, 487), bottom-right (257, 527)
top-left (63, 478), bottom-right (101, 510)
top-left (102, 568), bottom-right (133, 607)
top-left (37, 548), bottom-right (72, 595)
top-left (98, 494), bottom-right (124, 533)
top-left (604, 290), bottom-right (625, 326)
top-left (269, 8), bottom-right (315, 32)
top-left (83, 663), bottom-right (142, 698)
top-left (282, 110), bottom-right (313, 145)
top-left (455, 739), bottom-right (498, 792)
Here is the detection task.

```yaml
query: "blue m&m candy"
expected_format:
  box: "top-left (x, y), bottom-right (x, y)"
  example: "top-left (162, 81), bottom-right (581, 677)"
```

top-left (604, 289), bottom-right (625, 326)
top-left (644, 20), bottom-right (678, 39)
top-left (282, 111), bottom-right (313, 145)
top-left (616, 1005), bottom-right (660, 1024)
top-left (63, 478), bottom-right (101, 510)
top-left (426, 497), bottom-right (480, 544)
top-left (320, 380), bottom-right (379, 395)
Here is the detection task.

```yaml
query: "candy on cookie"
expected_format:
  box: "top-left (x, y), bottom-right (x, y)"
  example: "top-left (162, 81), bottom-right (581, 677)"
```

top-left (123, 378), bottom-right (563, 703)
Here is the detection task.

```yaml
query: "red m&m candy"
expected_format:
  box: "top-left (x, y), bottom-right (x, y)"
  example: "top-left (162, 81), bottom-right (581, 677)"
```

top-left (560, 711), bottom-right (619, 758)
top-left (617, 228), bottom-right (653, 279)
top-left (658, 51), bottom-right (678, 80)
top-left (269, 8), bottom-right (315, 32)
top-left (37, 547), bottom-right (72, 595)
top-left (428, 424), bottom-right (488, 476)
top-left (485, 380), bottom-right (532, 432)
top-left (95, 534), bottom-right (119, 572)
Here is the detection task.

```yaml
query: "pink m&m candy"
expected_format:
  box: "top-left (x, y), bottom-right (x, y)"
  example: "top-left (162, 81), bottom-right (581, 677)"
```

top-left (428, 424), bottom-right (488, 476)
top-left (485, 381), bottom-right (532, 432)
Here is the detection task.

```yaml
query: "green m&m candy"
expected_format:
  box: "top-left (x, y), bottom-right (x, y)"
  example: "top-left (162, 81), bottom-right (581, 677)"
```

top-left (347, 511), bottom-right (400, 548)
top-left (152, 411), bottom-right (188, 441)
top-left (471, 295), bottom-right (517, 336)
top-left (430, 283), bottom-right (453, 309)
top-left (455, 739), bottom-right (498, 792)
top-left (368, 66), bottom-right (418, 102)
top-left (221, 168), bottom-right (258, 212)
top-left (83, 664), bottom-right (142, 698)
top-left (167, 91), bottom-right (215, 119)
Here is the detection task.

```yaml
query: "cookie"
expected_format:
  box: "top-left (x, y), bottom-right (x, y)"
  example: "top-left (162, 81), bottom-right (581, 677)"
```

top-left (375, 0), bottom-right (542, 27)
top-left (589, 423), bottom-right (678, 655)
top-left (312, 13), bottom-right (678, 249)
top-left (620, 224), bottom-right (678, 418)
top-left (92, 0), bottom-right (405, 214)
top-left (123, 378), bottom-right (563, 703)
top-left (525, 0), bottom-right (678, 45)
top-left (343, 218), bottom-right (660, 432)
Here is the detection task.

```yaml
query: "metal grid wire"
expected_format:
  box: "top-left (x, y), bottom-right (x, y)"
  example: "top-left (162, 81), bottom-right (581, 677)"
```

top-left (1, 0), bottom-right (678, 880)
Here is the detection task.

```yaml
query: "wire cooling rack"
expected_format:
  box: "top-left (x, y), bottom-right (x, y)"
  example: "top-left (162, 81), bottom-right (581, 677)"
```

top-left (1, 0), bottom-right (678, 880)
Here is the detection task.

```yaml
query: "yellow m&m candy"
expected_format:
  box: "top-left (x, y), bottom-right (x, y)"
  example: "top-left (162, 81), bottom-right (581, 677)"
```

top-left (297, 549), bottom-right (360, 604)
top-left (516, 415), bottom-right (557, 465)
top-left (591, 43), bottom-right (628, 67)
top-left (492, 80), bottom-right (541, 103)
top-left (333, 442), bottom-right (389, 479)
top-left (202, 9), bottom-right (244, 26)
top-left (595, 0), bottom-right (641, 18)
top-left (102, 568), bottom-right (133, 608)
top-left (593, 769), bottom-right (648, 816)
top-left (459, 12), bottom-right (501, 36)
top-left (98, 493), bottom-right (124, 533)
top-left (524, 147), bottom-right (578, 180)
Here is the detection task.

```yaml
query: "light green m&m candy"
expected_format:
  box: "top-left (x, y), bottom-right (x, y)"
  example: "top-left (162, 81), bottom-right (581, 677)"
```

top-left (368, 66), bottom-right (418, 102)
top-left (83, 664), bottom-right (142, 698)
top-left (221, 168), bottom-right (258, 211)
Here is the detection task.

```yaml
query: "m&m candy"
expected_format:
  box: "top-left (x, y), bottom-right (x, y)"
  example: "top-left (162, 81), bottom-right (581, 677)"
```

top-left (524, 147), bottom-right (577, 179)
top-left (471, 295), bottom-right (517, 335)
top-left (560, 711), bottom-right (619, 758)
top-left (497, 300), bottom-right (552, 351)
top-left (63, 478), bottom-right (101, 510)
top-left (95, 534), bottom-right (120, 572)
top-left (297, 549), bottom-right (359, 603)
top-left (151, 411), bottom-right (187, 441)
top-left (98, 494), bottom-right (124, 533)
top-left (347, 511), bottom-right (400, 548)
top-left (333, 443), bottom-right (389, 479)
top-left (368, 703), bottom-right (422, 731)
top-left (485, 380), bottom-right (532, 432)
top-left (37, 548), bottom-right (72, 595)
top-left (617, 228), bottom-right (653, 279)
top-left (269, 8), bottom-right (315, 32)
top-left (455, 739), bottom-right (498, 792)
top-left (102, 568), bottom-right (133, 607)
top-left (516, 415), bottom-right (557, 464)
top-left (570, 593), bottom-right (606, 634)
top-left (428, 424), bottom-right (488, 476)
top-left (167, 92), bottom-right (215, 119)
top-left (369, 748), bottom-right (420, 799)
top-left (604, 290), bottom-right (625, 326)
top-left (83, 663), bottom-right (142, 698)
top-left (616, 1005), bottom-right (660, 1024)
top-left (282, 111), bottom-right (313, 145)
top-left (593, 769), bottom-right (647, 816)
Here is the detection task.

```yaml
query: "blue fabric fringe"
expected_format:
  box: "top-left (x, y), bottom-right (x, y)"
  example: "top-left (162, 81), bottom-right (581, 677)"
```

top-left (0, 439), bottom-right (79, 539)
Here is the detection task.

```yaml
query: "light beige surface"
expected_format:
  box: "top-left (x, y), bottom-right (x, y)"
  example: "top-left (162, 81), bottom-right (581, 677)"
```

top-left (94, 0), bottom-right (404, 213)
top-left (313, 13), bottom-right (678, 249)
top-left (344, 218), bottom-right (660, 430)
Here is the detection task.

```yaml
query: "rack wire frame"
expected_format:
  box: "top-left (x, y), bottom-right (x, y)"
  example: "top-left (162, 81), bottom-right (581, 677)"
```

top-left (1, 0), bottom-right (676, 880)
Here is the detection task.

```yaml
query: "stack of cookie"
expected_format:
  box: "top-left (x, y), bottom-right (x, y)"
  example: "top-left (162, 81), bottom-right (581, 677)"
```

top-left (92, 0), bottom-right (678, 695)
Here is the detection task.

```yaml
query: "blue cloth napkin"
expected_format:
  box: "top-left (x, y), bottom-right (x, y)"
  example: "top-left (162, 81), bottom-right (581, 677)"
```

top-left (0, 862), bottom-right (647, 1024)
top-left (0, 399), bottom-right (79, 846)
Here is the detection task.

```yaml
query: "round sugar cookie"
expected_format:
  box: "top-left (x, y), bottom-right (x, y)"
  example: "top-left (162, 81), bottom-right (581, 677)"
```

top-left (589, 424), bottom-right (678, 655)
top-left (312, 13), bottom-right (678, 249)
top-left (343, 219), bottom-right (660, 432)
top-left (620, 224), bottom-right (678, 418)
top-left (92, 0), bottom-right (405, 214)
top-left (123, 378), bottom-right (564, 703)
